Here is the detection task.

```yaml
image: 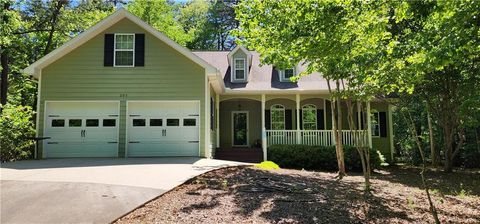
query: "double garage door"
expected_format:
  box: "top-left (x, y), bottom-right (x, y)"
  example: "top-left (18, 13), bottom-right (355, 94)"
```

top-left (43, 101), bottom-right (199, 158)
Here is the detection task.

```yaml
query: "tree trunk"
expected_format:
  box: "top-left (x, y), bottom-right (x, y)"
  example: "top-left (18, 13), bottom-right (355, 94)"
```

top-left (43, 0), bottom-right (67, 55)
top-left (443, 126), bottom-right (455, 172)
top-left (0, 48), bottom-right (8, 111)
top-left (427, 109), bottom-right (437, 166)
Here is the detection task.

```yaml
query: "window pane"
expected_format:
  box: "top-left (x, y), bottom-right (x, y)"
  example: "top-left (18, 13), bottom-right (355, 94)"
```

top-left (150, 119), bottom-right (163, 127)
top-left (69, 119), bottom-right (82, 127)
top-left (167, 119), bottom-right (180, 126)
top-left (235, 69), bottom-right (245, 79)
top-left (103, 119), bottom-right (116, 127)
top-left (235, 59), bottom-right (244, 69)
top-left (183, 119), bottom-right (196, 126)
top-left (51, 119), bottom-right (65, 127)
top-left (115, 34), bottom-right (134, 50)
top-left (115, 51), bottom-right (134, 66)
top-left (86, 119), bottom-right (99, 127)
top-left (133, 119), bottom-right (146, 127)
top-left (284, 69), bottom-right (294, 78)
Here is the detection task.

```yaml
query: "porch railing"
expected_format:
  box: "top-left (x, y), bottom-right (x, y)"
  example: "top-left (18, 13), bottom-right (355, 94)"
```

top-left (266, 130), bottom-right (368, 147)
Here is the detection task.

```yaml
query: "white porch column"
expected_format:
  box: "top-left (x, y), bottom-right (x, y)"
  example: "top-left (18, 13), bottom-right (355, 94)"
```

top-left (296, 94), bottom-right (301, 144)
top-left (388, 104), bottom-right (394, 161)
top-left (366, 101), bottom-right (372, 148)
top-left (215, 94), bottom-right (220, 148)
top-left (261, 94), bottom-right (267, 161)
top-left (331, 100), bottom-right (336, 145)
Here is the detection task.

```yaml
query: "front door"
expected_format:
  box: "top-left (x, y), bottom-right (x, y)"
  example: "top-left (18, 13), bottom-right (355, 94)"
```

top-left (232, 111), bottom-right (248, 146)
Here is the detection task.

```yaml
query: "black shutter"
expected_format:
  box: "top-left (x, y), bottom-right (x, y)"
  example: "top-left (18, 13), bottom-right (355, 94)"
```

top-left (135, 34), bottom-right (145, 66)
top-left (317, 109), bottom-right (324, 130)
top-left (379, 112), bottom-right (387, 137)
top-left (265, 110), bottom-right (271, 130)
top-left (299, 109), bottom-right (303, 130)
top-left (104, 34), bottom-right (114, 66)
top-left (285, 110), bottom-right (293, 130)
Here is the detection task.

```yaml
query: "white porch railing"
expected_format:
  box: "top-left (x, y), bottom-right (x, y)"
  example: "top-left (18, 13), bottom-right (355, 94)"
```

top-left (266, 130), bottom-right (368, 147)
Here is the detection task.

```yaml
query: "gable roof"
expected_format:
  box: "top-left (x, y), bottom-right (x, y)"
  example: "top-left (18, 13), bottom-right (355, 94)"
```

top-left (24, 8), bottom-right (219, 78)
top-left (193, 50), bottom-right (332, 93)
top-left (227, 45), bottom-right (252, 65)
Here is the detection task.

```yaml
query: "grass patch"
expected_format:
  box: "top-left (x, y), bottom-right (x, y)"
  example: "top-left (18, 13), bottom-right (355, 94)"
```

top-left (254, 161), bottom-right (280, 170)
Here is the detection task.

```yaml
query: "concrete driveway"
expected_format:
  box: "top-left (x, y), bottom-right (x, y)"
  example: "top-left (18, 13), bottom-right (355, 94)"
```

top-left (0, 158), bottom-right (246, 224)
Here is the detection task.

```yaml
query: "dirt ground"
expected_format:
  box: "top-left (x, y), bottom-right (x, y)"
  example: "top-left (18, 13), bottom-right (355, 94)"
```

top-left (116, 166), bottom-right (480, 224)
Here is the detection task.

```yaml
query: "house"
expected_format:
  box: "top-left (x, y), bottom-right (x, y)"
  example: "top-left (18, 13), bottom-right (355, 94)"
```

top-left (24, 9), bottom-right (394, 163)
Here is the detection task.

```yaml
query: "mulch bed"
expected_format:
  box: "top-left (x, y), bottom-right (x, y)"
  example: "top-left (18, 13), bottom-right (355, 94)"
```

top-left (115, 166), bottom-right (480, 224)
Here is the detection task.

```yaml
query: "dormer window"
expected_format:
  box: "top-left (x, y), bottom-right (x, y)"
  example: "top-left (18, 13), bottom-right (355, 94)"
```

top-left (233, 58), bottom-right (247, 82)
top-left (114, 34), bottom-right (135, 67)
top-left (279, 68), bottom-right (295, 82)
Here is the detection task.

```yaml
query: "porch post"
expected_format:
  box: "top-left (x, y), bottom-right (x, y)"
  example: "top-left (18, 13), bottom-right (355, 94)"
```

top-left (296, 94), bottom-right (301, 144)
top-left (261, 94), bottom-right (267, 161)
top-left (388, 104), bottom-right (394, 161)
top-left (366, 101), bottom-right (372, 148)
top-left (331, 100), bottom-right (336, 145)
top-left (216, 94), bottom-right (220, 148)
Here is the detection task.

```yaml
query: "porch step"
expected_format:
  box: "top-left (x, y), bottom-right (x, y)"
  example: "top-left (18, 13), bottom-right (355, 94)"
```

top-left (215, 148), bottom-right (263, 163)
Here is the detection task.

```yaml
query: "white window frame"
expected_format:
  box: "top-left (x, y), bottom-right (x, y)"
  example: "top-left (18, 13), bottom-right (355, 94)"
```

top-left (270, 104), bottom-right (285, 130)
top-left (302, 104), bottom-right (317, 130)
top-left (279, 67), bottom-right (296, 82)
top-left (371, 112), bottom-right (380, 137)
top-left (114, 33), bottom-right (135, 67)
top-left (232, 58), bottom-right (247, 82)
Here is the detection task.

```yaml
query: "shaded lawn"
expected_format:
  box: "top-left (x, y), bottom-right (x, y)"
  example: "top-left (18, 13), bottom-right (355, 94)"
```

top-left (116, 166), bottom-right (480, 224)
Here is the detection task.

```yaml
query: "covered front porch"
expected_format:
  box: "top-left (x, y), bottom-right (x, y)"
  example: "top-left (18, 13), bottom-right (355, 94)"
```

top-left (213, 94), bottom-right (376, 163)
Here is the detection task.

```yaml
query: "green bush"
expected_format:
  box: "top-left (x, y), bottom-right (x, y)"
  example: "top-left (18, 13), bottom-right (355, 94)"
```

top-left (461, 144), bottom-right (480, 168)
top-left (0, 105), bottom-right (35, 162)
top-left (267, 144), bottom-right (382, 172)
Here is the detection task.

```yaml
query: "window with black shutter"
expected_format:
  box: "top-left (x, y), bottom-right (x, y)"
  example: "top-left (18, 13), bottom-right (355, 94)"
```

top-left (104, 33), bottom-right (145, 67)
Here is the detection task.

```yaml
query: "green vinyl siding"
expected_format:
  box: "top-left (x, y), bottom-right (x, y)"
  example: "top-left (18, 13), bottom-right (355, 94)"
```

top-left (370, 102), bottom-right (392, 162)
top-left (38, 18), bottom-right (206, 158)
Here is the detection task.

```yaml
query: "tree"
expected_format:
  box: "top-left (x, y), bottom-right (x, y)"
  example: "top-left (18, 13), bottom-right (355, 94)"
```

top-left (235, 0), bottom-right (392, 183)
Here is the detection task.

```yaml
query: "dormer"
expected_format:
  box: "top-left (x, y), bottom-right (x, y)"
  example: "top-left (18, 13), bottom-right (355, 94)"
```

top-left (278, 67), bottom-right (297, 82)
top-left (228, 45), bottom-right (252, 83)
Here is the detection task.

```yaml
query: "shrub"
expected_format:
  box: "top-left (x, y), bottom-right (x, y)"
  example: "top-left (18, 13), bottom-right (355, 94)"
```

top-left (267, 144), bottom-right (382, 172)
top-left (461, 144), bottom-right (480, 168)
top-left (255, 161), bottom-right (280, 170)
top-left (0, 105), bottom-right (35, 162)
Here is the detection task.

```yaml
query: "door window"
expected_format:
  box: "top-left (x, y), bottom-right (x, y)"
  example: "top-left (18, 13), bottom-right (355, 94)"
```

top-left (233, 112), bottom-right (248, 146)
top-left (51, 119), bottom-right (65, 127)
top-left (68, 119), bottom-right (82, 127)
top-left (103, 119), bottom-right (116, 127)
top-left (150, 119), bottom-right (163, 127)
top-left (132, 119), bottom-right (146, 127)
top-left (167, 119), bottom-right (180, 126)
top-left (183, 118), bottom-right (196, 126)
top-left (86, 119), bottom-right (99, 127)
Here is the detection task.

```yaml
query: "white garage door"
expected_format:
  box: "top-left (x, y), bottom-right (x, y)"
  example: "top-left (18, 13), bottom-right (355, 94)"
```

top-left (127, 101), bottom-right (200, 157)
top-left (44, 101), bottom-right (119, 158)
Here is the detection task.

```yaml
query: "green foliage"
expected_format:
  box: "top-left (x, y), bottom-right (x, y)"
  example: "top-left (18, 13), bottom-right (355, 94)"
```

top-left (255, 161), bottom-right (280, 170)
top-left (267, 145), bottom-right (382, 172)
top-left (460, 144), bottom-right (480, 169)
top-left (0, 105), bottom-right (35, 162)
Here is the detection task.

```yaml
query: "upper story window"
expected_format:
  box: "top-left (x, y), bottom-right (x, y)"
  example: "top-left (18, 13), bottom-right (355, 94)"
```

top-left (302, 104), bottom-right (317, 130)
top-left (371, 112), bottom-right (380, 137)
top-left (114, 34), bottom-right (135, 67)
top-left (233, 58), bottom-right (246, 82)
top-left (271, 104), bottom-right (285, 130)
top-left (279, 68), bottom-right (295, 82)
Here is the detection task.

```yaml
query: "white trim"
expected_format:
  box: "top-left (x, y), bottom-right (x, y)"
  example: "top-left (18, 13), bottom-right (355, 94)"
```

top-left (227, 45), bottom-right (252, 65)
top-left (35, 72), bottom-right (42, 159)
top-left (295, 94), bottom-right (301, 143)
top-left (323, 99), bottom-right (327, 130)
top-left (232, 57), bottom-right (247, 83)
top-left (42, 100), bottom-right (121, 158)
top-left (231, 111), bottom-right (249, 147)
top-left (113, 33), bottom-right (135, 67)
top-left (24, 8), bottom-right (218, 78)
top-left (261, 94), bottom-right (266, 161)
top-left (205, 75), bottom-right (211, 158)
top-left (125, 100), bottom-right (201, 157)
top-left (366, 101), bottom-right (372, 148)
top-left (215, 94), bottom-right (220, 148)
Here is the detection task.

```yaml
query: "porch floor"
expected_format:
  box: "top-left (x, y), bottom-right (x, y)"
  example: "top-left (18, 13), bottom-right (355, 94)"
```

top-left (214, 148), bottom-right (263, 163)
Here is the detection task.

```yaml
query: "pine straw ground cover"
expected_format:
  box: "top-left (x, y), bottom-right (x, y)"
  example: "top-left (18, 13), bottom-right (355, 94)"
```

top-left (116, 166), bottom-right (480, 224)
